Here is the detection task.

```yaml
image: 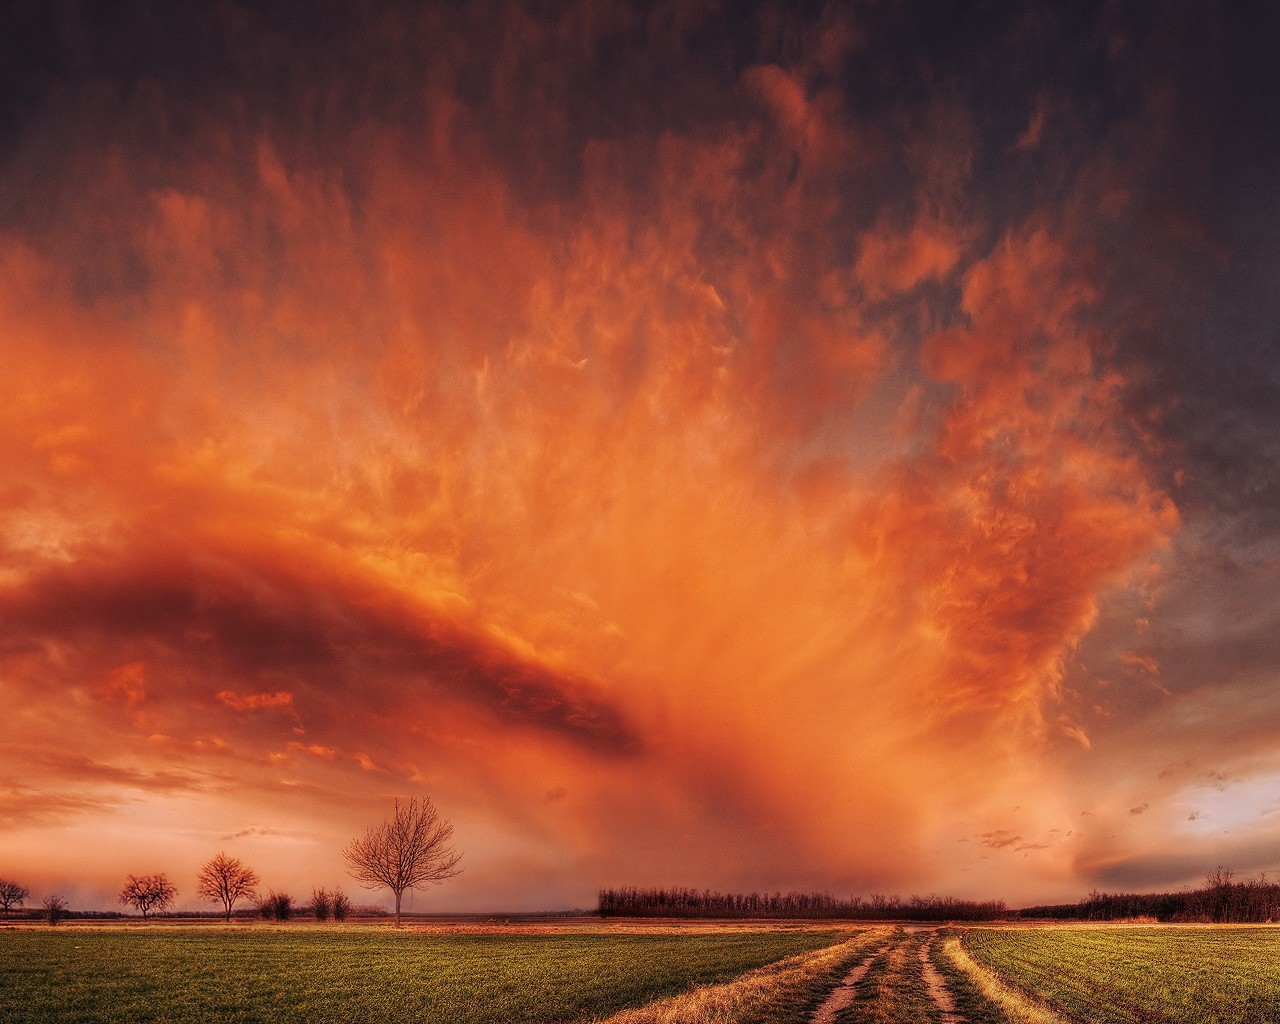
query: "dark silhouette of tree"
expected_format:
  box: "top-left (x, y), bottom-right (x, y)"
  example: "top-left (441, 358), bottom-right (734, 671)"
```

top-left (42, 895), bottom-right (69, 925)
top-left (197, 853), bottom-right (259, 922)
top-left (344, 796), bottom-right (462, 926)
top-left (0, 879), bottom-right (29, 916)
top-left (119, 874), bottom-right (177, 919)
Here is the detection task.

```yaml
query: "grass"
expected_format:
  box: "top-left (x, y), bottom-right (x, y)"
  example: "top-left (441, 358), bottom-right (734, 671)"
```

top-left (0, 926), bottom-right (844, 1024)
top-left (13, 921), bottom-right (1279, 1023)
top-left (599, 928), bottom-right (889, 1024)
top-left (962, 926), bottom-right (1280, 1023)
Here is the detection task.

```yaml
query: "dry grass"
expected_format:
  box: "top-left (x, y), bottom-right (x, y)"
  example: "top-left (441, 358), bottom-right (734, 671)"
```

top-left (941, 936), bottom-right (1065, 1024)
top-left (0, 916), bottom-right (853, 937)
top-left (596, 929), bottom-right (889, 1024)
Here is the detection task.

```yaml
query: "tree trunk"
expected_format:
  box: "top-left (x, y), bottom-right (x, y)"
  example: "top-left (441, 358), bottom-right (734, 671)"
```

top-left (395, 891), bottom-right (402, 927)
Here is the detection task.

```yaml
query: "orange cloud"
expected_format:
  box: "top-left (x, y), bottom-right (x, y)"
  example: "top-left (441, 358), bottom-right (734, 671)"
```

top-left (218, 690), bottom-right (295, 711)
top-left (855, 217), bottom-right (965, 299)
top-left (0, 2), bottom-right (1213, 911)
top-left (97, 663), bottom-right (148, 706)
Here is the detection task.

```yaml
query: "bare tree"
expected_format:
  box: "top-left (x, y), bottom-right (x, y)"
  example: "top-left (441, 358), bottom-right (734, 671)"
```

top-left (344, 797), bottom-right (461, 926)
top-left (42, 895), bottom-right (68, 926)
top-left (119, 874), bottom-right (178, 919)
top-left (0, 879), bottom-right (29, 916)
top-left (197, 853), bottom-right (259, 922)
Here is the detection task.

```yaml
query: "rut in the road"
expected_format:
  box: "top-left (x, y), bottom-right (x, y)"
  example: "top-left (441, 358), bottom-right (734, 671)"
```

top-left (809, 945), bottom-right (884, 1024)
top-left (919, 935), bottom-right (965, 1024)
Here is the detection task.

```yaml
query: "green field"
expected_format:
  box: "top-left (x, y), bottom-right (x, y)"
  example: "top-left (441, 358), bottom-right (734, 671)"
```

top-left (9, 923), bottom-right (1280, 1023)
top-left (0, 927), bottom-right (840, 1024)
top-left (963, 926), bottom-right (1280, 1023)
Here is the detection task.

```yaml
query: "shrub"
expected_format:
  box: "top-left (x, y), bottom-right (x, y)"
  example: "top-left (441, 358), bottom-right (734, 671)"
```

top-left (331, 889), bottom-right (352, 922)
top-left (272, 892), bottom-right (293, 921)
top-left (42, 895), bottom-right (69, 926)
top-left (257, 891), bottom-right (294, 921)
top-left (312, 887), bottom-right (332, 922)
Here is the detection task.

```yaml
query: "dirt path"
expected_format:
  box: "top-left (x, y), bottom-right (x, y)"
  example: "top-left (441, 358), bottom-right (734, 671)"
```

top-left (919, 933), bottom-right (965, 1024)
top-left (809, 944), bottom-right (886, 1024)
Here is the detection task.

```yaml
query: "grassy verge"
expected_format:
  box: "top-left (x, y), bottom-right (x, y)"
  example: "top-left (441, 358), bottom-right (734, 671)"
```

top-left (597, 928), bottom-right (885, 1024)
top-left (928, 930), bottom-right (1014, 1024)
top-left (962, 926), bottom-right (1280, 1024)
top-left (940, 931), bottom-right (1060, 1024)
top-left (0, 927), bottom-right (843, 1024)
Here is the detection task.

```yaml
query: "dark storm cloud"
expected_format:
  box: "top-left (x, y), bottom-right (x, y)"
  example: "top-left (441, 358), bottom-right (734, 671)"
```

top-left (10, 748), bottom-right (206, 791)
top-left (1080, 831), bottom-right (1280, 891)
top-left (0, 547), bottom-right (640, 756)
top-left (1082, 4), bottom-right (1280, 539)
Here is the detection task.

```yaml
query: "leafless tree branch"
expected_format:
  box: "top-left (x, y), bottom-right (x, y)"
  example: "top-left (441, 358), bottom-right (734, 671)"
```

top-left (344, 796), bottom-right (462, 926)
top-left (196, 852), bottom-right (259, 922)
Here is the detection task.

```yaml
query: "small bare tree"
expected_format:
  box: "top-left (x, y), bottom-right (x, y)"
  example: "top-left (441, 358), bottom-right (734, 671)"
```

top-left (344, 797), bottom-right (461, 926)
top-left (119, 874), bottom-right (177, 919)
top-left (197, 853), bottom-right (259, 922)
top-left (42, 895), bottom-right (69, 925)
top-left (0, 879), bottom-right (29, 916)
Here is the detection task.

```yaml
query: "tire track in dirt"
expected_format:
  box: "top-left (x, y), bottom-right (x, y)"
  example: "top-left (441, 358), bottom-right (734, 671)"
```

top-left (919, 932), bottom-right (965, 1024)
top-left (809, 943), bottom-right (887, 1024)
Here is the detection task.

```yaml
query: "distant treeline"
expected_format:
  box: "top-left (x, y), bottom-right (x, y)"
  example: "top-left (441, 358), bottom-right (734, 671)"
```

top-left (598, 887), bottom-right (1007, 921)
top-left (1020, 870), bottom-right (1280, 923)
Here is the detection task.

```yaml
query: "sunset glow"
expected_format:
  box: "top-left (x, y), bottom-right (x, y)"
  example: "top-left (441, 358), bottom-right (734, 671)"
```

top-left (2, 2), bottom-right (1278, 913)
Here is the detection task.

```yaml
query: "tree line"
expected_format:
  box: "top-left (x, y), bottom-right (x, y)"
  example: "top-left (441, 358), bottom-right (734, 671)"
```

top-left (598, 887), bottom-right (1008, 921)
top-left (0, 859), bottom-right (342, 925)
top-left (112, 859), bottom-right (358, 922)
top-left (0, 796), bottom-right (461, 927)
top-left (1019, 868), bottom-right (1280, 923)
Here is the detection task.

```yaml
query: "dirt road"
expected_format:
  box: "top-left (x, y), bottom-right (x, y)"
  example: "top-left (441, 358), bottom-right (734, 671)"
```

top-left (809, 927), bottom-right (969, 1023)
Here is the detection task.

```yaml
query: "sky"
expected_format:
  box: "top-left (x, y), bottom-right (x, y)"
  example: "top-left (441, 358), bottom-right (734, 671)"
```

top-left (2, 1), bottom-right (1279, 914)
